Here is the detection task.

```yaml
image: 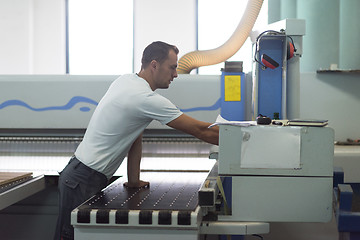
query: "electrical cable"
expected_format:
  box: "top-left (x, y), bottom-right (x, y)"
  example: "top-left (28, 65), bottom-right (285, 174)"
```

top-left (252, 234), bottom-right (264, 239)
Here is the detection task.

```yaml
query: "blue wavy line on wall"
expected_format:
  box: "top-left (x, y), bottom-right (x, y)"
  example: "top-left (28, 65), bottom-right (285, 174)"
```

top-left (0, 96), bottom-right (221, 113)
top-left (179, 98), bottom-right (221, 112)
top-left (0, 96), bottom-right (98, 112)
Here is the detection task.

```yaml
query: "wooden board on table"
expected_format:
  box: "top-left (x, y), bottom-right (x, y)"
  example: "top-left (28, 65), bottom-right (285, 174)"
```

top-left (0, 172), bottom-right (32, 187)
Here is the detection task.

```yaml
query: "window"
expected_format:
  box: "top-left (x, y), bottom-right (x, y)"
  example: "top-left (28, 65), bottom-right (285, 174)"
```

top-left (198, 0), bottom-right (268, 74)
top-left (68, 0), bottom-right (133, 74)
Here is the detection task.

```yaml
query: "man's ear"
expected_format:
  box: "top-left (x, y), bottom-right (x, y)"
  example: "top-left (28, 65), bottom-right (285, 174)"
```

top-left (150, 60), bottom-right (157, 70)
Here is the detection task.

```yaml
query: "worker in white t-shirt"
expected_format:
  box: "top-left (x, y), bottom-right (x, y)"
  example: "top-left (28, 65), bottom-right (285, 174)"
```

top-left (54, 41), bottom-right (219, 240)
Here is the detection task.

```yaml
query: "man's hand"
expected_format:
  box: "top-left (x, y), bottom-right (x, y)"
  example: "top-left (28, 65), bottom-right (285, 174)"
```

top-left (167, 114), bottom-right (219, 145)
top-left (123, 180), bottom-right (150, 188)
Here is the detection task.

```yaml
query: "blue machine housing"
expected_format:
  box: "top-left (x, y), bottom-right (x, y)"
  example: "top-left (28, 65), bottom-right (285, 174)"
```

top-left (220, 71), bottom-right (246, 121)
top-left (255, 35), bottom-right (286, 119)
top-left (333, 167), bottom-right (360, 239)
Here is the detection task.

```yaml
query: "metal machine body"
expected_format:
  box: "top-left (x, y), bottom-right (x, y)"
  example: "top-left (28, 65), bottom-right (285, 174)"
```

top-left (220, 61), bottom-right (246, 121)
top-left (219, 124), bottom-right (334, 222)
top-left (71, 172), bottom-right (206, 240)
top-left (0, 74), bottom-right (225, 239)
top-left (0, 74), bottom-right (220, 130)
top-left (333, 169), bottom-right (360, 240)
top-left (70, 163), bottom-right (269, 240)
top-left (252, 19), bottom-right (306, 120)
top-left (0, 73), bottom-right (270, 239)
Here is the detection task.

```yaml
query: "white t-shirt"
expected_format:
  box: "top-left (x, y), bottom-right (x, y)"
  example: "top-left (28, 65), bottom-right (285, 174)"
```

top-left (75, 74), bottom-right (183, 179)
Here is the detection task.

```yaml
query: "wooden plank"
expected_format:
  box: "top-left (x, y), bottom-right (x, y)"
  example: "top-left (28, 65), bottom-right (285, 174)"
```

top-left (0, 172), bottom-right (32, 187)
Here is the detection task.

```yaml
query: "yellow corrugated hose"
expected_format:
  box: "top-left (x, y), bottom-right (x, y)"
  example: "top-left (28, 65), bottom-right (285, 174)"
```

top-left (177, 0), bottom-right (264, 74)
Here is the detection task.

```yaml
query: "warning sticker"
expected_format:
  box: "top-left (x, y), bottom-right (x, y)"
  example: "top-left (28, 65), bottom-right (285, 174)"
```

top-left (224, 75), bottom-right (241, 101)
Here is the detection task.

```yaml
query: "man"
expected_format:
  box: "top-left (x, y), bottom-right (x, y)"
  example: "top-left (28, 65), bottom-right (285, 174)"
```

top-left (54, 41), bottom-right (219, 240)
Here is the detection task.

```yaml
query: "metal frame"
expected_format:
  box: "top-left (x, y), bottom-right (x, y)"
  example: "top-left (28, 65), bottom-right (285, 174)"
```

top-left (0, 175), bottom-right (46, 210)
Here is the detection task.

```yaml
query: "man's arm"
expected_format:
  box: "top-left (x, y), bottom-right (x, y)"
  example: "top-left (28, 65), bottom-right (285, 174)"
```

top-left (167, 114), bottom-right (219, 145)
top-left (123, 133), bottom-right (149, 188)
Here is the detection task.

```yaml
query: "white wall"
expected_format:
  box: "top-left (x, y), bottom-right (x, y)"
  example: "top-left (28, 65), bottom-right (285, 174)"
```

top-left (0, 0), bottom-right (66, 74)
top-left (300, 72), bottom-right (360, 142)
top-left (133, 0), bottom-right (197, 72)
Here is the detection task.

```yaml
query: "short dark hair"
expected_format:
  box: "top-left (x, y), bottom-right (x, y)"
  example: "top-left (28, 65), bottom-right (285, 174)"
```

top-left (141, 41), bottom-right (179, 69)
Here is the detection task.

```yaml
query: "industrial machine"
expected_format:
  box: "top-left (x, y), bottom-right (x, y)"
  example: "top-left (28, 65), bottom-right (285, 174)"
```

top-left (333, 167), bottom-right (360, 240)
top-left (67, 121), bottom-right (334, 240)
top-left (219, 123), bottom-right (334, 222)
top-left (252, 19), bottom-right (305, 121)
top-left (0, 19), bottom-right (337, 239)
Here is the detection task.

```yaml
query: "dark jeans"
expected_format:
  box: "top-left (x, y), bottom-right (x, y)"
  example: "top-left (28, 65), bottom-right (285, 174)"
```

top-left (54, 156), bottom-right (108, 240)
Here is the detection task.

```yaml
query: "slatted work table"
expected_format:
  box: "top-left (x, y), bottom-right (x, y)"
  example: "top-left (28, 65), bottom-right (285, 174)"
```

top-left (0, 172), bottom-right (46, 210)
top-left (72, 171), bottom-right (209, 240)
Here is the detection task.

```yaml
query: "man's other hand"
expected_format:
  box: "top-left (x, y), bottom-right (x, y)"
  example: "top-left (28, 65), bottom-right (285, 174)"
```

top-left (123, 180), bottom-right (150, 188)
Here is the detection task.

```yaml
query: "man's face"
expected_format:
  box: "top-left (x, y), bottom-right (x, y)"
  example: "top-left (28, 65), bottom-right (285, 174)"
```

top-left (154, 50), bottom-right (178, 89)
